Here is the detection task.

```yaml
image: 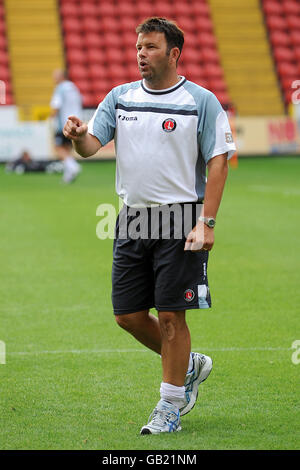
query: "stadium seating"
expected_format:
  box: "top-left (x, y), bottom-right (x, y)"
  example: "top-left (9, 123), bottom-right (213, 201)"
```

top-left (59, 0), bottom-right (232, 108)
top-left (0, 0), bottom-right (13, 104)
top-left (262, 0), bottom-right (300, 104)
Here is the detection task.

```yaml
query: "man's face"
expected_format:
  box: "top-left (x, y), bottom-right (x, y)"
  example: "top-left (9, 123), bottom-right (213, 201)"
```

top-left (136, 32), bottom-right (174, 83)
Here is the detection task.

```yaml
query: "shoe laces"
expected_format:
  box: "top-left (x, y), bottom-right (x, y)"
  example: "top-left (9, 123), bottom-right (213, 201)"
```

top-left (148, 405), bottom-right (179, 429)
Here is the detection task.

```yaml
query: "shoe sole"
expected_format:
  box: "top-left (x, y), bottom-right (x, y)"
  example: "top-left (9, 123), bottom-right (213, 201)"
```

top-left (180, 356), bottom-right (213, 416)
top-left (140, 425), bottom-right (182, 435)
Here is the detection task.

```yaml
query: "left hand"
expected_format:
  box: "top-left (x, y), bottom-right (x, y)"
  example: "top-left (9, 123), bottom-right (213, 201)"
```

top-left (184, 220), bottom-right (215, 252)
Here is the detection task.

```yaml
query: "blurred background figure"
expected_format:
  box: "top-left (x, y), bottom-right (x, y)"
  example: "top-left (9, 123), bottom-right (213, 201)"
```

top-left (50, 69), bottom-right (82, 183)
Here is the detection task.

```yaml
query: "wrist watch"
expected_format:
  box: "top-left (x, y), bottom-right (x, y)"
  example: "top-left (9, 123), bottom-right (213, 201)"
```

top-left (198, 216), bottom-right (216, 228)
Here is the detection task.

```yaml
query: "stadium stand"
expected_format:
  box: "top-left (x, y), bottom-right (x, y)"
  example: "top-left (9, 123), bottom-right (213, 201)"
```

top-left (0, 0), bottom-right (13, 104)
top-left (4, 0), bottom-right (64, 114)
top-left (2, 0), bottom-right (298, 115)
top-left (262, 0), bottom-right (300, 105)
top-left (208, 0), bottom-right (285, 116)
top-left (60, 0), bottom-right (232, 108)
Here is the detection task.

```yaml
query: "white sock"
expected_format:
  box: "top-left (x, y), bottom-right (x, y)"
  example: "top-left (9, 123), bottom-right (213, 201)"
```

top-left (64, 156), bottom-right (80, 172)
top-left (160, 382), bottom-right (185, 409)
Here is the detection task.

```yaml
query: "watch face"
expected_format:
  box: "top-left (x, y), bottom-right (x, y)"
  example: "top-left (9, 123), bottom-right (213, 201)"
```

top-left (208, 219), bottom-right (215, 228)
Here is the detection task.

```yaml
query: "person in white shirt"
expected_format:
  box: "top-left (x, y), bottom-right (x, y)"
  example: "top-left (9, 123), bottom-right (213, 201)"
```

top-left (63, 17), bottom-right (236, 435)
top-left (50, 69), bottom-right (82, 183)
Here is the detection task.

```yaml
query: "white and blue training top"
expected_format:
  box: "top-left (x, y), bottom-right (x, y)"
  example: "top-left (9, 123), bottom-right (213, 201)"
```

top-left (88, 76), bottom-right (236, 208)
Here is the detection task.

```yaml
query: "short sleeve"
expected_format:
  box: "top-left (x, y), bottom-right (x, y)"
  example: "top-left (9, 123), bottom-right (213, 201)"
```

top-left (198, 92), bottom-right (236, 163)
top-left (88, 90), bottom-right (116, 146)
top-left (50, 88), bottom-right (62, 110)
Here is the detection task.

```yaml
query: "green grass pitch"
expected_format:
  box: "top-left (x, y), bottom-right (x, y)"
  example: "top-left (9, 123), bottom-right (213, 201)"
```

top-left (0, 157), bottom-right (299, 450)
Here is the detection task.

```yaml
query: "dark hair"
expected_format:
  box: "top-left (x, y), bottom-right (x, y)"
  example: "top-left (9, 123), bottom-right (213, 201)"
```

top-left (136, 17), bottom-right (184, 58)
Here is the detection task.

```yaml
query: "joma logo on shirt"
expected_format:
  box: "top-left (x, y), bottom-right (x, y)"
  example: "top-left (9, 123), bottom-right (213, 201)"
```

top-left (118, 115), bottom-right (138, 121)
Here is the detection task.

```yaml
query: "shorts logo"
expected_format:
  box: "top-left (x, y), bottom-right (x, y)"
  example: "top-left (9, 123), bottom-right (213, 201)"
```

top-left (162, 118), bottom-right (176, 132)
top-left (184, 289), bottom-right (195, 302)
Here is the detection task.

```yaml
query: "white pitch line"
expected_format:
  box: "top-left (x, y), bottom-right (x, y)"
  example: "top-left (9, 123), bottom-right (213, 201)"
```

top-left (7, 346), bottom-right (292, 356)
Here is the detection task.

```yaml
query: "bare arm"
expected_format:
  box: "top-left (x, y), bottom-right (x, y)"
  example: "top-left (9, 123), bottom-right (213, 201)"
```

top-left (184, 153), bottom-right (228, 252)
top-left (63, 115), bottom-right (102, 158)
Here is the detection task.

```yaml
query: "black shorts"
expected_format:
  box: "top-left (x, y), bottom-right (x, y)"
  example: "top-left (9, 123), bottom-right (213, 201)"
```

top-left (112, 203), bottom-right (211, 315)
top-left (55, 132), bottom-right (72, 147)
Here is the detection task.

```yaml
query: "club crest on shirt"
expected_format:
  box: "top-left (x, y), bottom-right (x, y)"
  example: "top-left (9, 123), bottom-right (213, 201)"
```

top-left (184, 289), bottom-right (195, 302)
top-left (225, 132), bottom-right (233, 143)
top-left (162, 118), bottom-right (176, 132)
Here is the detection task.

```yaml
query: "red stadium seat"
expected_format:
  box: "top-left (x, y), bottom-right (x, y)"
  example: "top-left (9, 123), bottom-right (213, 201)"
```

top-left (208, 77), bottom-right (227, 92)
top-left (84, 32), bottom-right (102, 48)
top-left (277, 61), bottom-right (298, 77)
top-left (0, 4), bottom-right (5, 18)
top-left (105, 48), bottom-right (126, 65)
top-left (152, 3), bottom-right (173, 18)
top-left (97, 2), bottom-right (117, 17)
top-left (121, 32), bottom-right (137, 48)
top-left (117, 2), bottom-right (136, 17)
top-left (100, 16), bottom-right (119, 33)
top-left (0, 19), bottom-right (6, 34)
top-left (190, 2), bottom-right (210, 17)
top-left (214, 91), bottom-right (231, 106)
top-left (181, 48), bottom-right (202, 65)
top-left (177, 17), bottom-right (195, 34)
top-left (80, 2), bottom-right (98, 17)
top-left (102, 33), bottom-right (121, 48)
top-left (266, 15), bottom-right (288, 31)
top-left (62, 17), bottom-right (82, 34)
top-left (194, 16), bottom-right (213, 32)
top-left (201, 48), bottom-right (219, 63)
top-left (183, 32), bottom-right (199, 48)
top-left (74, 79), bottom-right (91, 94)
top-left (68, 64), bottom-right (89, 80)
top-left (91, 79), bottom-right (111, 94)
top-left (197, 32), bottom-right (216, 48)
top-left (273, 46), bottom-right (294, 62)
top-left (0, 65), bottom-right (10, 81)
top-left (0, 50), bottom-right (8, 65)
top-left (263, 1), bottom-right (283, 15)
top-left (0, 35), bottom-right (6, 50)
top-left (107, 64), bottom-right (127, 80)
top-left (89, 64), bottom-right (108, 80)
top-left (64, 33), bottom-right (83, 49)
top-left (119, 17), bottom-right (137, 33)
top-left (82, 93), bottom-right (97, 108)
top-left (294, 47), bottom-right (300, 62)
top-left (124, 47), bottom-right (138, 64)
top-left (86, 48), bottom-right (107, 65)
top-left (290, 31), bottom-right (300, 46)
top-left (174, 2), bottom-right (194, 17)
top-left (203, 63), bottom-right (223, 79)
top-left (60, 3), bottom-right (78, 18)
top-left (282, 1), bottom-right (300, 15)
top-left (185, 63), bottom-right (205, 80)
top-left (66, 48), bottom-right (87, 65)
top-left (286, 15), bottom-right (300, 31)
top-left (270, 30), bottom-right (291, 47)
top-left (82, 17), bottom-right (100, 33)
top-left (136, 3), bottom-right (154, 19)
top-left (127, 63), bottom-right (141, 81)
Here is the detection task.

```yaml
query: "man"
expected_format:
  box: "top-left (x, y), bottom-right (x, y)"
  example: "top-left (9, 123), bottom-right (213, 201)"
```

top-left (50, 69), bottom-right (82, 183)
top-left (63, 17), bottom-right (236, 434)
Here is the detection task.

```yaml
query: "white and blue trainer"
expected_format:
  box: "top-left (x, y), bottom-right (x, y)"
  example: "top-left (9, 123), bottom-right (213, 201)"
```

top-left (180, 352), bottom-right (213, 416)
top-left (140, 399), bottom-right (182, 435)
